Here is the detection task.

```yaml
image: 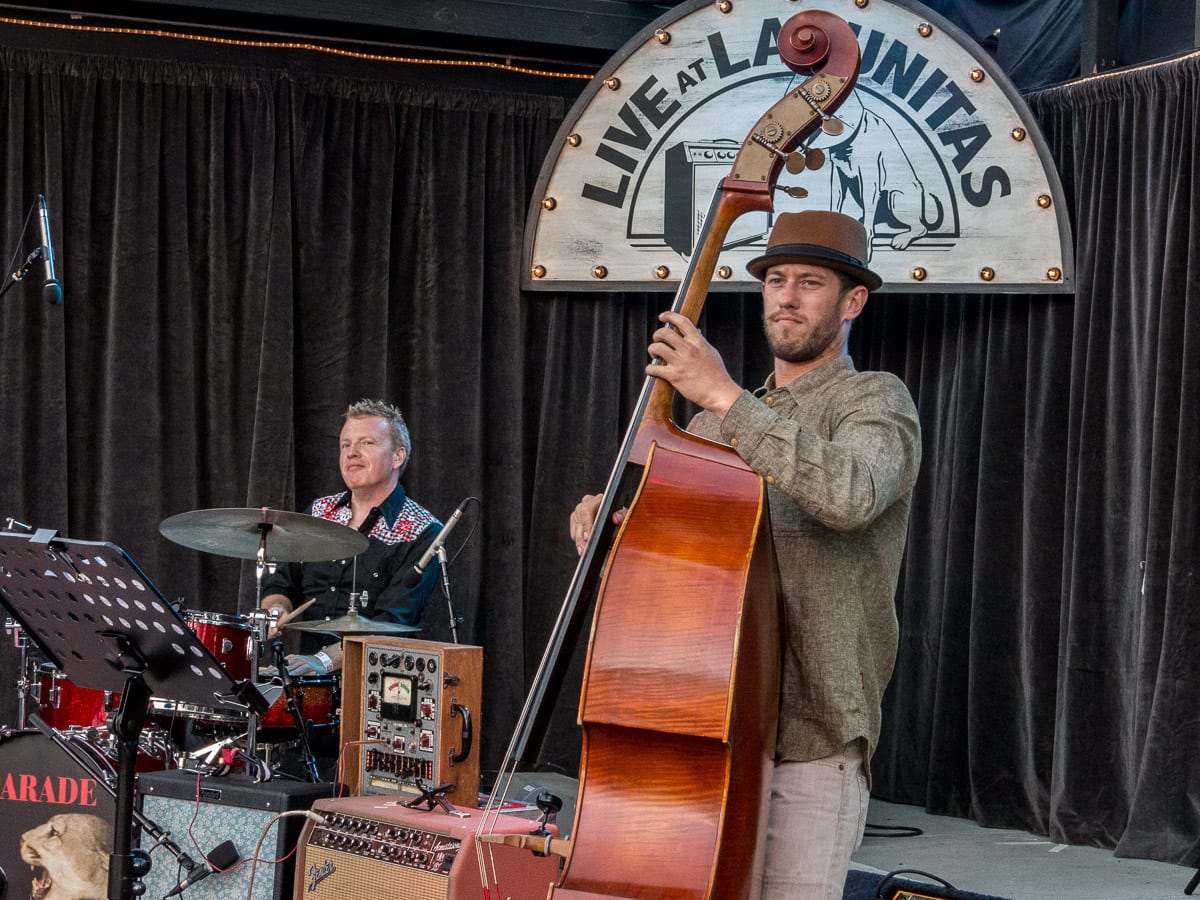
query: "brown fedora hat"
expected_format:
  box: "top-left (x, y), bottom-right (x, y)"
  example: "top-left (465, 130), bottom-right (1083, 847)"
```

top-left (746, 210), bottom-right (882, 290)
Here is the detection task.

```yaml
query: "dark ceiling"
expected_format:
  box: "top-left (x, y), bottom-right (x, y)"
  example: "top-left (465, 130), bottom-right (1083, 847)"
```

top-left (1, 0), bottom-right (687, 71)
top-left (2, 0), bottom-right (1197, 90)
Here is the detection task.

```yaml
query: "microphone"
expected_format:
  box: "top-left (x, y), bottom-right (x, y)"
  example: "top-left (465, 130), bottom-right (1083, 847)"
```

top-left (164, 840), bottom-right (239, 897)
top-left (37, 194), bottom-right (63, 305)
top-left (402, 499), bottom-right (468, 588)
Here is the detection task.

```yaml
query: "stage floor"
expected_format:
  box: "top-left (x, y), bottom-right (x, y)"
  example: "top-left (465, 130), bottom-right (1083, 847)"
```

top-left (850, 799), bottom-right (1193, 900)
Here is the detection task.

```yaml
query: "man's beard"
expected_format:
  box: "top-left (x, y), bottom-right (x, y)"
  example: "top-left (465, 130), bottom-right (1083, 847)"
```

top-left (762, 309), bottom-right (843, 363)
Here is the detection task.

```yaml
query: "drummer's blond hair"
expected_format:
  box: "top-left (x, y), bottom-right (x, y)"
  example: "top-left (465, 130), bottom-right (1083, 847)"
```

top-left (346, 399), bottom-right (411, 473)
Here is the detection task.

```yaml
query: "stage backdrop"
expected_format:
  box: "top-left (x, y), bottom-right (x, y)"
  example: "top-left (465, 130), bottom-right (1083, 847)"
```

top-left (0, 18), bottom-right (1197, 866)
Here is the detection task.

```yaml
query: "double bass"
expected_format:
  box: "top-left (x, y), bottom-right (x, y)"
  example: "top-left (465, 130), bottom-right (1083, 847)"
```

top-left (482, 11), bottom-right (863, 899)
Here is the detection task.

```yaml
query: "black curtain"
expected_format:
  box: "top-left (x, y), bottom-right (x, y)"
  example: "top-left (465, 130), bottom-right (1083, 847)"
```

top-left (867, 57), bottom-right (1200, 865)
top-left (2, 18), bottom-right (1199, 868)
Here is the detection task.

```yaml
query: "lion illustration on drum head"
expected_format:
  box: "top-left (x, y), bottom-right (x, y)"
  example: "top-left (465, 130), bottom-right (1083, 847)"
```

top-left (19, 813), bottom-right (112, 900)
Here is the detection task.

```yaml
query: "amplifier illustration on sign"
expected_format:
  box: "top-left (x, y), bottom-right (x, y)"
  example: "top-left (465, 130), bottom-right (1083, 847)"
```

top-left (293, 795), bottom-right (559, 900)
top-left (340, 636), bottom-right (482, 803)
top-left (663, 139), bottom-right (772, 256)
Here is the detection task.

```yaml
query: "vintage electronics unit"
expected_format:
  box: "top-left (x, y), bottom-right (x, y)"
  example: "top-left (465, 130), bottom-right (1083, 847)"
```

top-left (340, 636), bottom-right (482, 803)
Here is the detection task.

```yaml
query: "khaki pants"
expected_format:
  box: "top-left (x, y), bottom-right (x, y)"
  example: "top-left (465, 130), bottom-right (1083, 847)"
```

top-left (760, 742), bottom-right (870, 900)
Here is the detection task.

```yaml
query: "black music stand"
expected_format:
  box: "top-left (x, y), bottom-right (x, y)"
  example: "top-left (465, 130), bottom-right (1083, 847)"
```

top-left (0, 529), bottom-right (268, 900)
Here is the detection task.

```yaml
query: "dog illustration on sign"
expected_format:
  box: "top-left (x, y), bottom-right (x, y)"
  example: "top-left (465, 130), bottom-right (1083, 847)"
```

top-left (19, 813), bottom-right (112, 900)
top-left (815, 92), bottom-right (945, 258)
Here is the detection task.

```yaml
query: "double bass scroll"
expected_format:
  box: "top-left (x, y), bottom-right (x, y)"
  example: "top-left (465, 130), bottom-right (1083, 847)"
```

top-left (482, 11), bottom-right (863, 900)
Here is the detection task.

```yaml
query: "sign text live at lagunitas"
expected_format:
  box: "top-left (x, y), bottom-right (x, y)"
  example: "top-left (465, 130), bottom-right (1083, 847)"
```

top-left (523, 0), bottom-right (1072, 293)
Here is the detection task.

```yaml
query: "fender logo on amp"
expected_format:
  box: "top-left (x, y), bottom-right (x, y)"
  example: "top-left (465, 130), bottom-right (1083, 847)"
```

top-left (307, 860), bottom-right (335, 892)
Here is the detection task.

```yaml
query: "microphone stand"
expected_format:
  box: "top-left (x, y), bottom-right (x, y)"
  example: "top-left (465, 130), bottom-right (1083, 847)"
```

top-left (271, 639), bottom-right (322, 782)
top-left (0, 195), bottom-right (55, 304)
top-left (437, 544), bottom-right (462, 644)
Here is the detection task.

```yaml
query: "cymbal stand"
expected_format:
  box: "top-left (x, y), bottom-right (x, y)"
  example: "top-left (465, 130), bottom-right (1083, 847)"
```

top-left (5, 616), bottom-right (38, 727)
top-left (437, 545), bottom-right (462, 644)
top-left (252, 517), bottom-right (279, 617)
top-left (243, 520), bottom-right (279, 769)
top-left (4, 521), bottom-right (40, 726)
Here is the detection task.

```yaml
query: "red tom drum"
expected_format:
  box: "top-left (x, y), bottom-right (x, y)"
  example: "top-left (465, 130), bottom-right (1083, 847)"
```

top-left (259, 675), bottom-right (340, 730)
top-left (184, 610), bottom-right (255, 681)
top-left (36, 665), bottom-right (118, 730)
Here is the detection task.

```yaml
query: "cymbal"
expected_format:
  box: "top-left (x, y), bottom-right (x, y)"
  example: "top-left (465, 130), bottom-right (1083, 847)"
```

top-left (282, 612), bottom-right (420, 635)
top-left (160, 507), bottom-right (369, 562)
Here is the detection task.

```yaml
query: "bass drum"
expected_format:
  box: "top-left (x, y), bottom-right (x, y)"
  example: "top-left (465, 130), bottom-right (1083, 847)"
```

top-left (0, 729), bottom-right (116, 900)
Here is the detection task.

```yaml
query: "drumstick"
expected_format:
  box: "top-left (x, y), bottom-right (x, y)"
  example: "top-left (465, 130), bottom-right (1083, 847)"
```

top-left (274, 597), bottom-right (317, 628)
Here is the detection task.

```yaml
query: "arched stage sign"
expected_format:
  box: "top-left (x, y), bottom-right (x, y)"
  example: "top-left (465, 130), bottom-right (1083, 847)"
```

top-left (522, 0), bottom-right (1073, 293)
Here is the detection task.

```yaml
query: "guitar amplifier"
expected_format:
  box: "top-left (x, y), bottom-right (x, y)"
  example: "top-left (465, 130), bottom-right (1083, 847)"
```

top-left (293, 794), bottom-right (560, 900)
top-left (138, 770), bottom-right (334, 900)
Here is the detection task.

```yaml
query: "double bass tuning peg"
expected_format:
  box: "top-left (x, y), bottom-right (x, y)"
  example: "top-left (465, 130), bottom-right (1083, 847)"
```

top-left (784, 146), bottom-right (827, 175)
top-left (822, 117), bottom-right (846, 137)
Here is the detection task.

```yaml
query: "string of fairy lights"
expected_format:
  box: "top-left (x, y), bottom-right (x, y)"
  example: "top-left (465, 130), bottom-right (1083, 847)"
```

top-left (0, 13), bottom-right (595, 81)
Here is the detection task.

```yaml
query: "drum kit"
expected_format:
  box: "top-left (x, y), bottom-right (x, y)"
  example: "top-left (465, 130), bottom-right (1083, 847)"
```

top-left (3, 506), bottom-right (420, 785)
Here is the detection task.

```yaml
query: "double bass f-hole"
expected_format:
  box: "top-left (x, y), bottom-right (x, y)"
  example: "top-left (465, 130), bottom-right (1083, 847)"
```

top-left (479, 10), bottom-right (863, 900)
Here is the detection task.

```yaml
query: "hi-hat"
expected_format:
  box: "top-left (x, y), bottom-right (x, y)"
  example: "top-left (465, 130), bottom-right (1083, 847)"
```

top-left (160, 507), bottom-right (368, 562)
top-left (283, 612), bottom-right (420, 635)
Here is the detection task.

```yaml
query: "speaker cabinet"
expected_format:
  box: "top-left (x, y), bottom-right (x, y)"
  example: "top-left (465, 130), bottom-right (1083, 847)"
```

top-left (294, 794), bottom-right (560, 900)
top-left (138, 770), bottom-right (334, 900)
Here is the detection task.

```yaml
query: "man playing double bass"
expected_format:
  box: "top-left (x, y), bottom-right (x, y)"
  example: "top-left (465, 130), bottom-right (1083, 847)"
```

top-left (571, 210), bottom-right (922, 899)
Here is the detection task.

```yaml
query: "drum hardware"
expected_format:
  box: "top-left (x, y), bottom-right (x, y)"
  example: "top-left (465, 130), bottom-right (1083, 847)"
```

top-left (6, 615), bottom-right (39, 728)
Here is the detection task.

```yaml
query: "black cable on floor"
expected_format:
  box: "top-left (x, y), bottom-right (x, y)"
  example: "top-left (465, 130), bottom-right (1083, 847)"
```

top-left (864, 822), bottom-right (924, 838)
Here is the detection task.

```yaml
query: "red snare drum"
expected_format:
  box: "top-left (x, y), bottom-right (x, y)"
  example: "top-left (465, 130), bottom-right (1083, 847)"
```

top-left (185, 610), bottom-right (255, 681)
top-left (148, 695), bottom-right (247, 728)
top-left (36, 665), bottom-right (118, 730)
top-left (259, 675), bottom-right (340, 730)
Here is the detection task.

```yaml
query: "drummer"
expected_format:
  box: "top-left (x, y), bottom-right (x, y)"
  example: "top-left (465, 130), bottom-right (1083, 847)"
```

top-left (260, 399), bottom-right (441, 674)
